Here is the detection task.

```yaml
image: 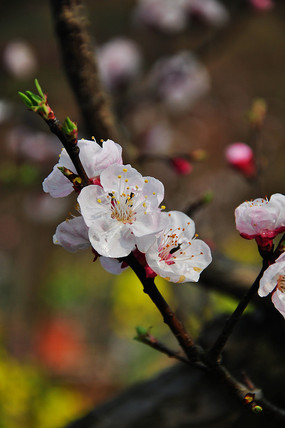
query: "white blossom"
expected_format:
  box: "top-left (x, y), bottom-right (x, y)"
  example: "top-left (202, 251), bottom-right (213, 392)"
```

top-left (78, 164), bottom-right (166, 258)
top-left (144, 211), bottom-right (212, 283)
top-left (43, 139), bottom-right (122, 198)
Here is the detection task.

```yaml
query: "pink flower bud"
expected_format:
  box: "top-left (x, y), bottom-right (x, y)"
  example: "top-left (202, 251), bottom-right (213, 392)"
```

top-left (171, 157), bottom-right (193, 175)
top-left (225, 143), bottom-right (256, 178)
top-left (249, 0), bottom-right (274, 11)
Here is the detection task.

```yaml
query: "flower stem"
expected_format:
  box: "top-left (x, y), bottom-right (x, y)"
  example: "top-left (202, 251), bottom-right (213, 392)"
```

top-left (208, 261), bottom-right (268, 362)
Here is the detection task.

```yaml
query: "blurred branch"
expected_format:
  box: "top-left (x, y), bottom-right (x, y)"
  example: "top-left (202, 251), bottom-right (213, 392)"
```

top-left (49, 0), bottom-right (120, 144)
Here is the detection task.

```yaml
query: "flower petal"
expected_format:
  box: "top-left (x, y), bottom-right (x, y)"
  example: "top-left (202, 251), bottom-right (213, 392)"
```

top-left (53, 216), bottom-right (90, 252)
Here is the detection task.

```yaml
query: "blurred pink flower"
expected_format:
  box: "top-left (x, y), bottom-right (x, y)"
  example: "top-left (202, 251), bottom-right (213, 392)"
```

top-left (225, 142), bottom-right (256, 178)
top-left (2, 40), bottom-right (37, 79)
top-left (149, 51), bottom-right (210, 112)
top-left (249, 0), bottom-right (274, 11)
top-left (97, 38), bottom-right (142, 90)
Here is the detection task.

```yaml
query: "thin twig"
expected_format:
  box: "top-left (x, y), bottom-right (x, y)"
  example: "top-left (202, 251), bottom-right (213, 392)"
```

top-left (136, 335), bottom-right (191, 366)
top-left (207, 261), bottom-right (268, 362)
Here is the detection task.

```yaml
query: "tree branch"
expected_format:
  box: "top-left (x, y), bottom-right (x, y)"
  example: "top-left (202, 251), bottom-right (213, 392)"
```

top-left (49, 0), bottom-right (120, 143)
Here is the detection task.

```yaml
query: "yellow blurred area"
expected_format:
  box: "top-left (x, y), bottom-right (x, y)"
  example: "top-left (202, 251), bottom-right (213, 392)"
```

top-left (111, 269), bottom-right (177, 336)
top-left (0, 349), bottom-right (90, 428)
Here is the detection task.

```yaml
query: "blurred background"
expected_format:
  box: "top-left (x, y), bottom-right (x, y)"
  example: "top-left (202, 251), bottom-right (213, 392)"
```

top-left (0, 0), bottom-right (285, 426)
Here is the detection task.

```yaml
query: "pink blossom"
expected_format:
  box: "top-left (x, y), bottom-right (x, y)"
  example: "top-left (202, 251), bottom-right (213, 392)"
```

top-left (259, 253), bottom-right (285, 318)
top-left (235, 194), bottom-right (285, 248)
top-left (249, 0), bottom-right (274, 11)
top-left (225, 142), bottom-right (256, 178)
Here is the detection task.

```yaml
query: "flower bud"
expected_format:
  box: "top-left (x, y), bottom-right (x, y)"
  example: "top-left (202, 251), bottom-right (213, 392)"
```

top-left (171, 157), bottom-right (193, 175)
top-left (225, 142), bottom-right (256, 178)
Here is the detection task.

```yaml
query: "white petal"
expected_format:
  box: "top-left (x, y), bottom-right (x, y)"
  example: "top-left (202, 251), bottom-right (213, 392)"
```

top-left (272, 290), bottom-right (285, 318)
top-left (43, 167), bottom-right (73, 198)
top-left (53, 216), bottom-right (90, 252)
top-left (100, 256), bottom-right (128, 275)
top-left (88, 221), bottom-right (135, 257)
top-left (78, 185), bottom-right (109, 227)
top-left (258, 260), bottom-right (285, 297)
top-left (142, 176), bottom-right (165, 207)
top-left (100, 164), bottom-right (144, 193)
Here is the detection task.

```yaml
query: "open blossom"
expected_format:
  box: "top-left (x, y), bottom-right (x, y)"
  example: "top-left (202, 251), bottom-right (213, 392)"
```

top-left (53, 216), bottom-right (128, 274)
top-left (78, 164), bottom-right (166, 258)
top-left (259, 253), bottom-right (285, 318)
top-left (43, 138), bottom-right (122, 198)
top-left (235, 194), bottom-right (285, 246)
top-left (144, 211), bottom-right (212, 283)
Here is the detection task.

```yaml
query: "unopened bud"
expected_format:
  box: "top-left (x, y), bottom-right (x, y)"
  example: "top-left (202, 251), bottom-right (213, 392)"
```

top-left (252, 404), bottom-right (263, 414)
top-left (225, 142), bottom-right (256, 178)
top-left (171, 157), bottom-right (192, 175)
top-left (62, 116), bottom-right (78, 142)
top-left (190, 149), bottom-right (208, 162)
top-left (247, 98), bottom-right (267, 129)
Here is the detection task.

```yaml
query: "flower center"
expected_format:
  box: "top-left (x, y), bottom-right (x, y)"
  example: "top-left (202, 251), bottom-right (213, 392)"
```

top-left (110, 192), bottom-right (136, 224)
top-left (277, 275), bottom-right (285, 293)
top-left (158, 227), bottom-right (191, 265)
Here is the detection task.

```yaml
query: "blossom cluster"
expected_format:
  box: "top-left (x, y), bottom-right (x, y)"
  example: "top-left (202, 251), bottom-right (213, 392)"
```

top-left (44, 138), bottom-right (212, 284)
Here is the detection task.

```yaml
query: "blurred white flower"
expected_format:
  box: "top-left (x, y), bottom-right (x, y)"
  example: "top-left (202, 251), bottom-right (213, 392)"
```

top-left (2, 41), bottom-right (37, 79)
top-left (134, 0), bottom-right (188, 33)
top-left (149, 51), bottom-right (210, 112)
top-left (186, 0), bottom-right (229, 26)
top-left (97, 38), bottom-right (142, 90)
top-left (7, 127), bottom-right (60, 163)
